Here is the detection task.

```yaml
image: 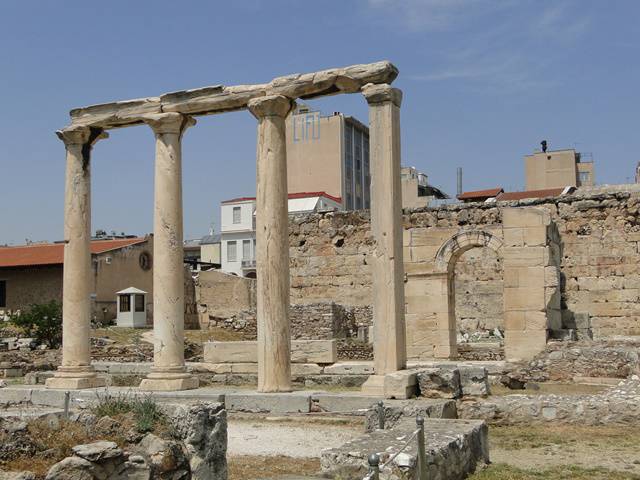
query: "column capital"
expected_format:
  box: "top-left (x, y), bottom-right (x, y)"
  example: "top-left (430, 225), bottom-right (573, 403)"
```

top-left (248, 95), bottom-right (294, 119)
top-left (141, 112), bottom-right (196, 136)
top-left (56, 125), bottom-right (108, 146)
top-left (362, 83), bottom-right (402, 107)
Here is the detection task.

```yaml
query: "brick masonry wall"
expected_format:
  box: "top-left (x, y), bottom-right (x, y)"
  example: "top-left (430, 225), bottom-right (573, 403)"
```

top-left (288, 189), bottom-right (640, 340)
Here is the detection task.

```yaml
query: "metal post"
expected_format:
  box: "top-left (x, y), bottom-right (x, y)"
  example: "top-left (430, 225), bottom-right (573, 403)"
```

top-left (377, 400), bottom-right (385, 430)
top-left (367, 453), bottom-right (380, 480)
top-left (416, 416), bottom-right (427, 480)
top-left (63, 391), bottom-right (70, 419)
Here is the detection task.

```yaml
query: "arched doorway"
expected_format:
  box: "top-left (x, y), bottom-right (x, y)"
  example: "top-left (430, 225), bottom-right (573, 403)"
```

top-left (433, 230), bottom-right (503, 359)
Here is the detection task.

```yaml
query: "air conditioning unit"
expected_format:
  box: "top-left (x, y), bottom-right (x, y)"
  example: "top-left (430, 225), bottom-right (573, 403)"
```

top-left (105, 256), bottom-right (112, 265)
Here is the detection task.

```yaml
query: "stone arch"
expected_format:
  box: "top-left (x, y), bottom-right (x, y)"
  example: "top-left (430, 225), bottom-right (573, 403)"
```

top-left (434, 230), bottom-right (503, 275)
top-left (430, 230), bottom-right (504, 359)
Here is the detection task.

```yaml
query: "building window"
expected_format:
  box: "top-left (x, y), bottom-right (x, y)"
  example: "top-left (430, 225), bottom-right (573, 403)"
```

top-left (0, 280), bottom-right (5, 308)
top-left (119, 294), bottom-right (130, 313)
top-left (232, 207), bottom-right (241, 224)
top-left (227, 241), bottom-right (237, 262)
top-left (243, 239), bottom-right (251, 260)
top-left (134, 294), bottom-right (145, 312)
top-left (253, 239), bottom-right (256, 259)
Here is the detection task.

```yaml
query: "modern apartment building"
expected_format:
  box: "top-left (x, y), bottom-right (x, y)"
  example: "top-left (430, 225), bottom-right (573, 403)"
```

top-left (400, 166), bottom-right (449, 208)
top-left (286, 105), bottom-right (371, 210)
top-left (525, 147), bottom-right (595, 190)
top-left (220, 192), bottom-right (341, 277)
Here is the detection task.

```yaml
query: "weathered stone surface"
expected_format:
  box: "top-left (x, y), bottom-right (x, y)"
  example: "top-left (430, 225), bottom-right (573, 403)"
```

top-left (459, 377), bottom-right (640, 426)
top-left (458, 366), bottom-right (491, 396)
top-left (417, 368), bottom-right (462, 399)
top-left (167, 403), bottom-right (227, 480)
top-left (321, 418), bottom-right (488, 480)
top-left (0, 472), bottom-right (35, 480)
top-left (72, 441), bottom-right (122, 462)
top-left (364, 399), bottom-right (458, 432)
top-left (45, 456), bottom-right (97, 480)
top-left (203, 340), bottom-right (336, 364)
top-left (137, 434), bottom-right (190, 479)
top-left (70, 61), bottom-right (398, 128)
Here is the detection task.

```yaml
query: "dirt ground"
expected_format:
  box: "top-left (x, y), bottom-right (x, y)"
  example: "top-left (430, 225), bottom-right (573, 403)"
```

top-left (226, 418), bottom-right (640, 480)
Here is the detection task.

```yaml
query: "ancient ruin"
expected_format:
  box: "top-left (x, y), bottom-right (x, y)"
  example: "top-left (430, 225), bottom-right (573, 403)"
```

top-left (47, 61), bottom-right (406, 393)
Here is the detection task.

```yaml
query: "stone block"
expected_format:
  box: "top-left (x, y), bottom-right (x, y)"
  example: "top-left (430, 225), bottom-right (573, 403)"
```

top-left (504, 286), bottom-right (545, 311)
top-left (225, 392), bottom-right (311, 413)
top-left (416, 368), bottom-right (462, 399)
top-left (383, 370), bottom-right (418, 399)
top-left (504, 329), bottom-right (547, 361)
top-left (203, 340), bottom-right (336, 364)
top-left (503, 246), bottom-right (549, 267)
top-left (502, 207), bottom-right (549, 228)
top-left (323, 362), bottom-right (375, 375)
top-left (457, 366), bottom-right (490, 396)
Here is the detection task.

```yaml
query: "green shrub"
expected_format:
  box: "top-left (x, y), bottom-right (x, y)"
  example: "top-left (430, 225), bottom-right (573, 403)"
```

top-left (91, 391), bottom-right (165, 433)
top-left (10, 300), bottom-right (62, 348)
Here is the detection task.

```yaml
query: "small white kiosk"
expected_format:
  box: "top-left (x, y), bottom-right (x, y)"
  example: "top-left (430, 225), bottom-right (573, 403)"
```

top-left (116, 287), bottom-right (148, 328)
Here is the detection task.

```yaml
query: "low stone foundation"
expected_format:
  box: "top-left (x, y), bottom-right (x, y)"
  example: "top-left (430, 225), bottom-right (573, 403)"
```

top-left (459, 377), bottom-right (640, 425)
top-left (321, 418), bottom-right (489, 480)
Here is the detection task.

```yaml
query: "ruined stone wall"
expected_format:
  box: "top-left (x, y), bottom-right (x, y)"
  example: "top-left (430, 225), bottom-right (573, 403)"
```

top-left (288, 189), bottom-right (640, 341)
top-left (454, 247), bottom-right (503, 335)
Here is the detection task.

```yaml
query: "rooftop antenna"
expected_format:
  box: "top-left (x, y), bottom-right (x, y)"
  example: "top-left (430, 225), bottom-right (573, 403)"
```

top-left (209, 221), bottom-right (215, 236)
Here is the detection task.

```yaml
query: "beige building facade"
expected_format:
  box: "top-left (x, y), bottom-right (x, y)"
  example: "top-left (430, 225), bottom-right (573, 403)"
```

top-left (286, 106), bottom-right (370, 210)
top-left (525, 148), bottom-right (594, 190)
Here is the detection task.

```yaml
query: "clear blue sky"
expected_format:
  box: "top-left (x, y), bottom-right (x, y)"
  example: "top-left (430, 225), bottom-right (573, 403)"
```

top-left (1, 0), bottom-right (639, 245)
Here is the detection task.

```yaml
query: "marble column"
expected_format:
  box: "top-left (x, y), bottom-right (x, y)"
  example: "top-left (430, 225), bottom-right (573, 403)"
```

top-left (46, 126), bottom-right (108, 390)
top-left (360, 83), bottom-right (407, 395)
top-left (248, 95), bottom-right (295, 393)
top-left (139, 113), bottom-right (198, 392)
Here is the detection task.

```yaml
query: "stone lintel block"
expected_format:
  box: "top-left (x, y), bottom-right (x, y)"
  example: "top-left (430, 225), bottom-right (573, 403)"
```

top-left (204, 340), bottom-right (336, 364)
top-left (383, 370), bottom-right (418, 399)
top-left (503, 246), bottom-right (549, 267)
top-left (502, 207), bottom-right (550, 228)
top-left (139, 376), bottom-right (199, 392)
top-left (504, 286), bottom-right (545, 311)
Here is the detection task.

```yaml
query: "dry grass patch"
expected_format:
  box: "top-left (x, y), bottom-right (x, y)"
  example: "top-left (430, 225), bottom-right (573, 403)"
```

top-left (469, 464), bottom-right (640, 479)
top-left (491, 425), bottom-right (640, 451)
top-left (228, 455), bottom-right (320, 480)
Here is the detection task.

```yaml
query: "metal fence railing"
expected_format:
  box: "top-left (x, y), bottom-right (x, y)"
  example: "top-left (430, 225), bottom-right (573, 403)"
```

top-left (364, 416), bottom-right (428, 480)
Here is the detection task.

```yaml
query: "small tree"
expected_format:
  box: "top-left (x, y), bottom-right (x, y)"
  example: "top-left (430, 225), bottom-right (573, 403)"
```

top-left (10, 300), bottom-right (63, 348)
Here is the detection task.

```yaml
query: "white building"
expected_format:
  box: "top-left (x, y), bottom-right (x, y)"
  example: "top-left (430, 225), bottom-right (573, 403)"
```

top-left (220, 192), bottom-right (342, 277)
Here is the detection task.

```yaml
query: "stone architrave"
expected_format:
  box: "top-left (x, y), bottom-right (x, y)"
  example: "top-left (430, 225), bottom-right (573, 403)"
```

top-left (139, 113), bottom-right (198, 391)
top-left (46, 126), bottom-right (108, 390)
top-left (248, 95), bottom-right (295, 393)
top-left (360, 83), bottom-right (407, 395)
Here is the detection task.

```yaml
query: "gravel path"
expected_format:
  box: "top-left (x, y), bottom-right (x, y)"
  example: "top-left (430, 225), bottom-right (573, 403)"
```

top-left (227, 419), bottom-right (361, 458)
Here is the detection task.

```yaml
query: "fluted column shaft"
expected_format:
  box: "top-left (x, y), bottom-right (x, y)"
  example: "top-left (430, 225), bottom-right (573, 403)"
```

top-left (47, 126), bottom-right (107, 390)
top-left (361, 84), bottom-right (407, 394)
top-left (139, 113), bottom-right (198, 392)
top-left (248, 95), bottom-right (295, 393)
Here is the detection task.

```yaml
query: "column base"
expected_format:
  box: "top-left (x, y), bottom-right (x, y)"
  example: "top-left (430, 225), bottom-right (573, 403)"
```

top-left (139, 371), bottom-right (199, 391)
top-left (361, 374), bottom-right (386, 396)
top-left (45, 373), bottom-right (107, 390)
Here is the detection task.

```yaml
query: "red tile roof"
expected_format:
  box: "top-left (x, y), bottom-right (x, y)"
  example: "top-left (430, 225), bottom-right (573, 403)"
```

top-left (222, 191), bottom-right (342, 204)
top-left (457, 188), bottom-right (504, 200)
top-left (0, 238), bottom-right (147, 268)
top-left (497, 188), bottom-right (570, 201)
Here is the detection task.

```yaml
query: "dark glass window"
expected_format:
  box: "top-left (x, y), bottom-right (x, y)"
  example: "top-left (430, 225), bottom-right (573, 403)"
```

top-left (0, 280), bottom-right (5, 308)
top-left (135, 294), bottom-right (145, 312)
top-left (119, 294), bottom-right (131, 312)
